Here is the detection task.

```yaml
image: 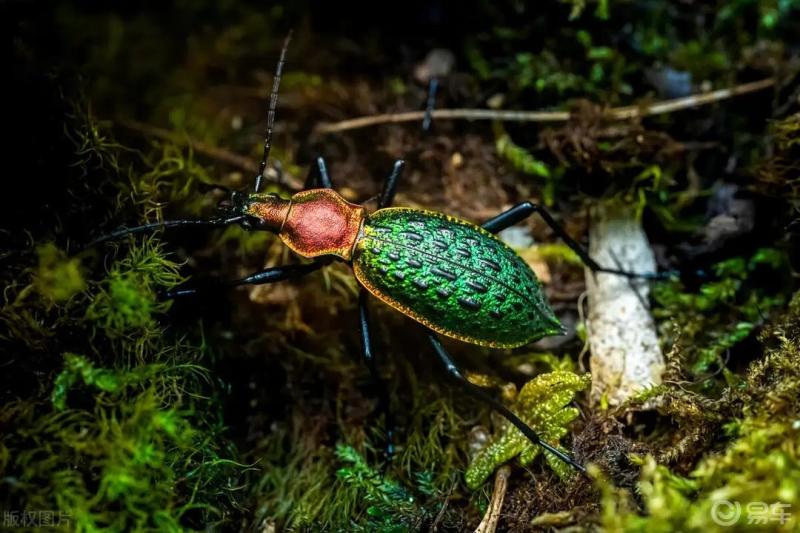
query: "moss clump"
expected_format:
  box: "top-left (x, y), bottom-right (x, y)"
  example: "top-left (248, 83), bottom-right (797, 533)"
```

top-left (597, 291), bottom-right (800, 531)
top-left (0, 84), bottom-right (245, 528)
top-left (33, 243), bottom-right (87, 304)
top-left (3, 384), bottom-right (236, 531)
top-left (2, 235), bottom-right (244, 531)
top-left (335, 444), bottom-right (446, 533)
top-left (51, 352), bottom-right (166, 410)
top-left (652, 248), bottom-right (788, 376)
top-left (1, 239), bottom-right (244, 531)
top-left (466, 371), bottom-right (591, 489)
top-left (85, 238), bottom-right (183, 338)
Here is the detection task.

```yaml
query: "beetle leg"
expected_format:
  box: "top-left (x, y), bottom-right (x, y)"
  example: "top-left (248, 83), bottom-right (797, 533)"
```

top-left (422, 78), bottom-right (438, 131)
top-left (163, 261), bottom-right (325, 298)
top-left (481, 202), bottom-right (671, 280)
top-left (428, 334), bottom-right (587, 474)
top-left (358, 289), bottom-right (396, 464)
top-left (378, 160), bottom-right (406, 209)
top-left (303, 156), bottom-right (333, 189)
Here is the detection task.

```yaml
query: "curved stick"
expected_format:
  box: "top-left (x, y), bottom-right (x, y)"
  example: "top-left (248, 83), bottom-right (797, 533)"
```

top-left (314, 78), bottom-right (775, 134)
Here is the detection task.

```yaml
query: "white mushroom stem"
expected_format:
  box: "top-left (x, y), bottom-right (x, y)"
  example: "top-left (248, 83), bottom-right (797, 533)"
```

top-left (585, 201), bottom-right (664, 406)
top-left (474, 465), bottom-right (511, 533)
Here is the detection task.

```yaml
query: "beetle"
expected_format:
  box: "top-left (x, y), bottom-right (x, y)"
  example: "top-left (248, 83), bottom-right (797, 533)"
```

top-left (91, 34), bottom-right (662, 475)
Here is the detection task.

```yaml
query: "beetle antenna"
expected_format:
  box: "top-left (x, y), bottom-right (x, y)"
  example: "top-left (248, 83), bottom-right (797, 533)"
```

top-left (254, 30), bottom-right (293, 194)
top-left (86, 216), bottom-right (247, 248)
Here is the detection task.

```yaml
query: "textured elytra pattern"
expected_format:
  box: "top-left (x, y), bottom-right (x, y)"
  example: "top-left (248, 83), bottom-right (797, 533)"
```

top-left (353, 208), bottom-right (564, 347)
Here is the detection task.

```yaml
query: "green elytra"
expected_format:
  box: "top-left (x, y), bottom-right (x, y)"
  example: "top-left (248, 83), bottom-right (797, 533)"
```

top-left (353, 208), bottom-right (565, 348)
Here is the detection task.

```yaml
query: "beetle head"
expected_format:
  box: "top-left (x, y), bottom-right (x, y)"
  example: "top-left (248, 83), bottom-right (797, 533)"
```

top-left (217, 191), bottom-right (290, 232)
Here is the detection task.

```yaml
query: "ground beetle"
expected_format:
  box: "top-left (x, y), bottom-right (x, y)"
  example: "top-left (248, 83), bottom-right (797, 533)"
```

top-left (92, 34), bottom-right (664, 475)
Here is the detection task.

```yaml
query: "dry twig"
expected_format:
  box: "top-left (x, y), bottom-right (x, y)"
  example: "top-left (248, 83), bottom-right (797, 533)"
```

top-left (314, 78), bottom-right (775, 134)
top-left (117, 119), bottom-right (303, 189)
top-left (474, 465), bottom-right (512, 533)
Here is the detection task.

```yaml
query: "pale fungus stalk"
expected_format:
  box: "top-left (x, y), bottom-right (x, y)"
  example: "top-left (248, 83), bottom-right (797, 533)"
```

top-left (585, 201), bottom-right (664, 406)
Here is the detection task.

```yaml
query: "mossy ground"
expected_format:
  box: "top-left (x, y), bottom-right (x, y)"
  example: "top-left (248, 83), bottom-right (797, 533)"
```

top-left (3, 1), bottom-right (800, 531)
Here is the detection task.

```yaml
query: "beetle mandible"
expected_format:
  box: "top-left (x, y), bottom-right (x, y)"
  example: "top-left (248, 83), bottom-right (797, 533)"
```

top-left (92, 34), bottom-right (664, 475)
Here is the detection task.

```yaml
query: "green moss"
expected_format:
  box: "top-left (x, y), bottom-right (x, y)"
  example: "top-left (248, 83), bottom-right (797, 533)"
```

top-left (3, 356), bottom-right (243, 531)
top-left (3, 202), bottom-right (242, 530)
top-left (652, 248), bottom-right (788, 376)
top-left (596, 291), bottom-right (800, 531)
top-left (599, 403), bottom-right (799, 531)
top-left (465, 371), bottom-right (591, 489)
top-left (251, 430), bottom-right (352, 530)
top-left (335, 444), bottom-right (448, 533)
top-left (132, 144), bottom-right (217, 218)
top-left (34, 243), bottom-right (87, 303)
top-left (51, 353), bottom-right (166, 410)
top-left (533, 243), bottom-right (584, 268)
top-left (85, 238), bottom-right (183, 338)
top-left (399, 396), bottom-right (467, 488)
top-left (495, 133), bottom-right (551, 179)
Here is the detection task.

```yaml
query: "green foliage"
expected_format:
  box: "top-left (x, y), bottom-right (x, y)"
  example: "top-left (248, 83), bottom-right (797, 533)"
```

top-left (597, 292), bottom-right (800, 531)
top-left (533, 243), bottom-right (583, 268)
top-left (249, 422), bottom-right (366, 531)
top-left (250, 370), bottom-right (469, 531)
top-left (33, 243), bottom-right (87, 304)
top-left (2, 237), bottom-right (244, 531)
top-left (1, 84), bottom-right (244, 529)
top-left (511, 51), bottom-right (588, 95)
top-left (336, 445), bottom-right (446, 533)
top-left (465, 371), bottom-right (591, 489)
top-left (85, 238), bottom-right (183, 338)
top-left (495, 133), bottom-right (551, 179)
top-left (132, 144), bottom-right (217, 218)
top-left (51, 353), bottom-right (166, 410)
top-left (399, 396), bottom-right (465, 491)
top-left (495, 128), bottom-right (558, 205)
top-left (3, 384), bottom-right (239, 531)
top-left (670, 41), bottom-right (731, 80)
top-left (718, 0), bottom-right (800, 31)
top-left (652, 248), bottom-right (788, 375)
top-left (563, 0), bottom-right (611, 21)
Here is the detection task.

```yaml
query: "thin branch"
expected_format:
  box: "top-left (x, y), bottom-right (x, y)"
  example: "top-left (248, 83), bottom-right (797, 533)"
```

top-left (314, 78), bottom-right (775, 134)
top-left (610, 77), bottom-right (775, 119)
top-left (116, 119), bottom-right (303, 189)
top-left (474, 465), bottom-right (511, 533)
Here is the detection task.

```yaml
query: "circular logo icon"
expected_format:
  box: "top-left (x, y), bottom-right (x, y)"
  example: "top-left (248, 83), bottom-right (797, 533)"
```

top-left (711, 499), bottom-right (742, 526)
